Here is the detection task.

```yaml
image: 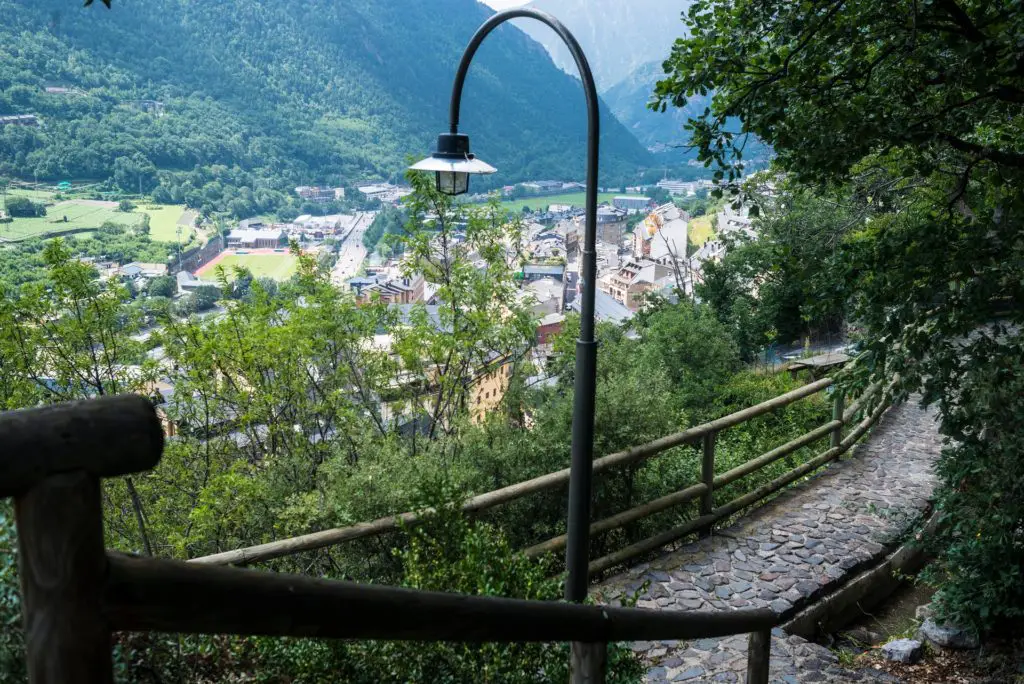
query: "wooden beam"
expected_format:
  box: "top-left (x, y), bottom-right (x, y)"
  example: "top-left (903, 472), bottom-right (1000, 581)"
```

top-left (524, 482), bottom-right (707, 558)
top-left (16, 472), bottom-right (113, 683)
top-left (571, 642), bottom-right (607, 683)
top-left (0, 395), bottom-right (163, 497)
top-left (746, 629), bottom-right (771, 684)
top-left (105, 553), bottom-right (776, 642)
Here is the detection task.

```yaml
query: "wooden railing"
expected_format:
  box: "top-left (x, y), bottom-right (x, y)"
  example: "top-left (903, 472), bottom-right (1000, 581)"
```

top-left (192, 376), bottom-right (886, 574)
top-left (1, 377), bottom-right (887, 682)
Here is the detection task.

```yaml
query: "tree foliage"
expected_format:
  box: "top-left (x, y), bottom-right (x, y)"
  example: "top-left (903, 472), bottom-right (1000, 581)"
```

top-left (657, 0), bottom-right (1024, 630)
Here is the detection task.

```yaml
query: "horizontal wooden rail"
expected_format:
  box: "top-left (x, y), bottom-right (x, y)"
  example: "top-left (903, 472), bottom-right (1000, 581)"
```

top-left (524, 482), bottom-right (709, 558)
top-left (0, 395), bottom-right (163, 497)
top-left (586, 398), bottom-right (889, 576)
top-left (106, 553), bottom-right (776, 643)
top-left (192, 377), bottom-right (835, 566)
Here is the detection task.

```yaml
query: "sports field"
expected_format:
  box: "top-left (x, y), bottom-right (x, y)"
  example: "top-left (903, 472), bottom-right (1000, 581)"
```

top-left (1, 199), bottom-right (141, 240)
top-left (196, 249), bottom-right (298, 281)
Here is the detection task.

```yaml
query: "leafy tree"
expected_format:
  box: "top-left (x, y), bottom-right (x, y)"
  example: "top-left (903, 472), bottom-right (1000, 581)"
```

top-left (4, 196), bottom-right (44, 218)
top-left (697, 182), bottom-right (850, 360)
top-left (656, 0), bottom-right (1024, 630)
top-left (117, 199), bottom-right (135, 213)
top-left (147, 274), bottom-right (177, 299)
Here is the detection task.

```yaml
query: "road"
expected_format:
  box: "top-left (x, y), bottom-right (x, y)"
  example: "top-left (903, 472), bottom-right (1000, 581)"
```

top-left (331, 211), bottom-right (376, 284)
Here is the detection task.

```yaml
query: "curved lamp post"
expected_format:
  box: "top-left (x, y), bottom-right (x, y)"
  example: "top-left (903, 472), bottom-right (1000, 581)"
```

top-left (411, 6), bottom-right (601, 618)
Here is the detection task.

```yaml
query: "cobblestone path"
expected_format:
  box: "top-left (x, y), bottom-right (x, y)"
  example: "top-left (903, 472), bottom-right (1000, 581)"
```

top-left (596, 401), bottom-right (943, 683)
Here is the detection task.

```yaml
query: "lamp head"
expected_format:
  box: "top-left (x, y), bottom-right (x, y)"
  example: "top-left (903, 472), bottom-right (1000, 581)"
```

top-left (410, 132), bottom-right (496, 196)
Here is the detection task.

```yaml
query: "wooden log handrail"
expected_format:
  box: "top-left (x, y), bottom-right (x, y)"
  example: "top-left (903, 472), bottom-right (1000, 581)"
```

top-left (105, 552), bottom-right (776, 643)
top-left (192, 377), bottom-right (837, 566)
top-left (0, 395), bottom-right (163, 497)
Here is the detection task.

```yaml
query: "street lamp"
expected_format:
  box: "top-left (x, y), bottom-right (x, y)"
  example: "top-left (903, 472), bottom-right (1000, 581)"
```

top-left (411, 7), bottom-right (602, 666)
top-left (410, 132), bottom-right (496, 196)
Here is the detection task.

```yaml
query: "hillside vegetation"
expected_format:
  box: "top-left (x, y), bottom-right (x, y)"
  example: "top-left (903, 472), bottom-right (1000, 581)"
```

top-left (0, 0), bottom-right (651, 217)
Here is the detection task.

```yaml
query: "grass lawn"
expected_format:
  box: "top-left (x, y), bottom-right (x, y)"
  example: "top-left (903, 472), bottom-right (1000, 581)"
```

top-left (689, 213), bottom-right (716, 246)
top-left (4, 188), bottom-right (56, 203)
top-left (200, 253), bottom-right (298, 281)
top-left (141, 204), bottom-right (188, 242)
top-left (0, 200), bottom-right (141, 240)
top-left (491, 191), bottom-right (619, 213)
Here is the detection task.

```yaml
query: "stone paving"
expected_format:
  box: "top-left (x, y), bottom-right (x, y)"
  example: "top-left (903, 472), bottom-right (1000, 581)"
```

top-left (596, 401), bottom-right (943, 683)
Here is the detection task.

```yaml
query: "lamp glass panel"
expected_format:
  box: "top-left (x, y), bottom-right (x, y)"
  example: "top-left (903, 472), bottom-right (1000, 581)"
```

top-left (436, 171), bottom-right (469, 196)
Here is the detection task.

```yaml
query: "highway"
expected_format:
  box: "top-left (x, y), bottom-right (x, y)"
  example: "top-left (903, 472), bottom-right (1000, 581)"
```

top-left (331, 211), bottom-right (376, 284)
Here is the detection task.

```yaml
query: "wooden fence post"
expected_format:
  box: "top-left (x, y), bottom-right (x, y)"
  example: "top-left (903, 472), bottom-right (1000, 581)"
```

top-left (746, 629), bottom-right (771, 684)
top-left (699, 431), bottom-right (716, 536)
top-left (15, 471), bottom-right (113, 684)
top-left (831, 391), bottom-right (845, 450)
top-left (570, 642), bottom-right (607, 683)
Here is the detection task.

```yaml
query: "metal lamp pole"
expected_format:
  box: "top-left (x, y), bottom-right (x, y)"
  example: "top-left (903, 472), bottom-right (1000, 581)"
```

top-left (440, 7), bottom-right (603, 678)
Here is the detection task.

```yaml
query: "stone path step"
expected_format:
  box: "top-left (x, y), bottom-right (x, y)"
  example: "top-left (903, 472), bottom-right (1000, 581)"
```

top-left (596, 401), bottom-right (943, 683)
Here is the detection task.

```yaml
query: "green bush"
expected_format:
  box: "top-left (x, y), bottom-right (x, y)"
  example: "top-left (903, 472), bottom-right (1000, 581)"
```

top-left (923, 337), bottom-right (1024, 632)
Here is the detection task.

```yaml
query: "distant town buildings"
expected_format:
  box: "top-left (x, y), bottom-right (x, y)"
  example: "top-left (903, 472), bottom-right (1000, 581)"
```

top-left (633, 203), bottom-right (688, 264)
top-left (613, 195), bottom-right (653, 214)
top-left (295, 186), bottom-right (345, 203)
top-left (347, 273), bottom-right (425, 305)
top-left (596, 206), bottom-right (628, 245)
top-left (656, 179), bottom-right (714, 196)
top-left (227, 227), bottom-right (287, 249)
top-left (522, 263), bottom-right (565, 283)
top-left (357, 183), bottom-right (412, 204)
top-left (0, 114), bottom-right (38, 127)
top-left (130, 100), bottom-right (165, 116)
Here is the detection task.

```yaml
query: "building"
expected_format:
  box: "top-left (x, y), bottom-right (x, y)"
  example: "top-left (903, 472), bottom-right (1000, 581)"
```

top-left (596, 206), bottom-right (629, 245)
top-left (601, 258), bottom-right (669, 311)
top-left (717, 204), bottom-right (756, 239)
top-left (130, 100), bottom-right (165, 115)
top-left (633, 203), bottom-right (688, 264)
top-left (613, 196), bottom-right (653, 214)
top-left (227, 227), bottom-right (287, 249)
top-left (535, 312), bottom-right (565, 345)
top-left (348, 274), bottom-right (425, 305)
top-left (656, 179), bottom-right (714, 196)
top-left (120, 262), bottom-right (168, 279)
top-left (522, 263), bottom-right (565, 283)
top-left (0, 114), bottom-right (38, 127)
top-left (295, 186), bottom-right (342, 203)
top-left (524, 277), bottom-right (564, 317)
top-left (570, 289), bottom-right (634, 325)
top-left (358, 183), bottom-right (412, 203)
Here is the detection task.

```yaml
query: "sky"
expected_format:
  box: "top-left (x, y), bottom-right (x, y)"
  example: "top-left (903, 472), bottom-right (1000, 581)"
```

top-left (482, 0), bottom-right (531, 9)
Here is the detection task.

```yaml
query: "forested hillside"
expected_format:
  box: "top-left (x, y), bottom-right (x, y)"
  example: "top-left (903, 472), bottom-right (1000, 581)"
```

top-left (0, 0), bottom-right (651, 215)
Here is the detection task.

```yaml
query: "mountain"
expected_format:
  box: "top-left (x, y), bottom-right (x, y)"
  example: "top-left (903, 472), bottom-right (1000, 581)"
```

top-left (0, 0), bottom-right (651, 214)
top-left (602, 61), bottom-right (706, 153)
top-left (517, 0), bottom-right (692, 91)
top-left (604, 60), bottom-right (773, 166)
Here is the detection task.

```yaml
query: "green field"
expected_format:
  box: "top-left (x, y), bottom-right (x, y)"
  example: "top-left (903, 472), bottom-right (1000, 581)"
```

top-left (4, 188), bottom-right (56, 202)
top-left (200, 253), bottom-right (298, 281)
top-left (0, 199), bottom-right (141, 240)
top-left (141, 204), bottom-right (190, 242)
top-left (494, 191), bottom-right (619, 212)
top-left (689, 213), bottom-right (717, 246)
